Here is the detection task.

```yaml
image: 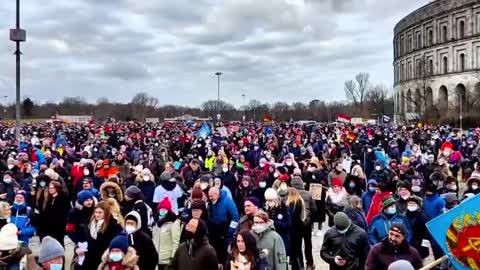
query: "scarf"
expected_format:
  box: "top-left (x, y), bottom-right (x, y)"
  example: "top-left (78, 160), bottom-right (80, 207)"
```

top-left (231, 254), bottom-right (252, 270)
top-left (89, 219), bottom-right (104, 240)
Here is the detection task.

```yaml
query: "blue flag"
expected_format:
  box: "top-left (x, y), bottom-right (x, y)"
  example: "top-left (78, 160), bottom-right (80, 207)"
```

top-left (265, 126), bottom-right (273, 136)
top-left (196, 122), bottom-right (211, 139)
top-left (426, 194), bottom-right (480, 269)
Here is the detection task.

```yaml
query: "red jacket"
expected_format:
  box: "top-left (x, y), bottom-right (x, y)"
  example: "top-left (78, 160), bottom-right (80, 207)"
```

top-left (366, 191), bottom-right (391, 224)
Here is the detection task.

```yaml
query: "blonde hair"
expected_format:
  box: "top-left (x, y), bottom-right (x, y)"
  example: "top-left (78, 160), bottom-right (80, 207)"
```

top-left (285, 188), bottom-right (306, 222)
top-left (106, 198), bottom-right (124, 227)
top-left (0, 202), bottom-right (10, 217)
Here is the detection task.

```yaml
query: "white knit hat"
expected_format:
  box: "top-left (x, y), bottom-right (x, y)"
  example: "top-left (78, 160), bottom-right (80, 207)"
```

top-left (0, 224), bottom-right (18, 250)
top-left (388, 260), bottom-right (414, 270)
top-left (264, 188), bottom-right (278, 200)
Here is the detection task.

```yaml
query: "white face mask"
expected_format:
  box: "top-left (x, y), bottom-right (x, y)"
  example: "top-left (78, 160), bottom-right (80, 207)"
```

top-left (411, 186), bottom-right (421, 192)
top-left (407, 205), bottom-right (418, 212)
top-left (273, 172), bottom-right (279, 178)
top-left (307, 167), bottom-right (314, 172)
top-left (83, 169), bottom-right (89, 176)
top-left (259, 182), bottom-right (267, 188)
top-left (472, 184), bottom-right (479, 190)
top-left (285, 161), bottom-right (293, 166)
top-left (200, 183), bottom-right (209, 190)
top-left (449, 185), bottom-right (457, 191)
top-left (252, 224), bottom-right (268, 234)
top-left (143, 176), bottom-right (150, 181)
top-left (260, 163), bottom-right (265, 168)
top-left (375, 166), bottom-right (381, 171)
top-left (125, 225), bottom-right (136, 234)
top-left (222, 167), bottom-right (228, 173)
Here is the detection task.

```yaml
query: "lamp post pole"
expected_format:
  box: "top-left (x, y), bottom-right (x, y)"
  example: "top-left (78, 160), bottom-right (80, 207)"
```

top-left (3, 96), bottom-right (7, 121)
top-left (242, 94), bottom-right (246, 122)
top-left (10, 0), bottom-right (26, 140)
top-left (214, 72), bottom-right (222, 122)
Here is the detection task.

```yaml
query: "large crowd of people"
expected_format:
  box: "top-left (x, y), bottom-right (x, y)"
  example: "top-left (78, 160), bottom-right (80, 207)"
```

top-left (0, 121), bottom-right (477, 270)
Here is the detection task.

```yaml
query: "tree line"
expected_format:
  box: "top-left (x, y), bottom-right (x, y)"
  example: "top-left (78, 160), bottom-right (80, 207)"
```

top-left (1, 73), bottom-right (394, 122)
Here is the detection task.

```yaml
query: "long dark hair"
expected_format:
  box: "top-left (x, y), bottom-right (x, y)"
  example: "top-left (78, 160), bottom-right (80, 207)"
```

top-left (231, 230), bottom-right (258, 267)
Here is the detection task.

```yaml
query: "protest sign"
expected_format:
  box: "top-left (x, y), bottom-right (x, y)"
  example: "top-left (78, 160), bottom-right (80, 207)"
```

top-left (309, 184), bottom-right (323, 200)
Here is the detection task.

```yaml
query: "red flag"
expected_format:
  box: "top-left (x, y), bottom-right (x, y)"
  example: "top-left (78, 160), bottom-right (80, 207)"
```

top-left (336, 114), bottom-right (351, 123)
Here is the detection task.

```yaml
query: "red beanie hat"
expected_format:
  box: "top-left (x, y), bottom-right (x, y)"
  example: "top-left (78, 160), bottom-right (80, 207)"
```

top-left (157, 196), bottom-right (173, 212)
top-left (332, 178), bottom-right (343, 187)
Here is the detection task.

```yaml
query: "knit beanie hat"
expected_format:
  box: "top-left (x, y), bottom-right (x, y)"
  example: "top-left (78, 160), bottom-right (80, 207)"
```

top-left (38, 236), bottom-right (64, 263)
top-left (159, 171), bottom-right (172, 182)
top-left (15, 190), bottom-right (27, 201)
top-left (0, 224), bottom-right (18, 251)
top-left (382, 196), bottom-right (396, 209)
top-left (77, 190), bottom-right (95, 205)
top-left (388, 260), bottom-right (414, 270)
top-left (277, 166), bottom-right (287, 175)
top-left (125, 186), bottom-right (142, 200)
top-left (333, 212), bottom-right (351, 231)
top-left (245, 197), bottom-right (261, 209)
top-left (390, 223), bottom-right (407, 236)
top-left (264, 188), bottom-right (278, 200)
top-left (406, 195), bottom-right (422, 206)
top-left (191, 188), bottom-right (204, 201)
top-left (332, 178), bottom-right (343, 187)
top-left (109, 233), bottom-right (129, 253)
top-left (157, 196), bottom-right (173, 211)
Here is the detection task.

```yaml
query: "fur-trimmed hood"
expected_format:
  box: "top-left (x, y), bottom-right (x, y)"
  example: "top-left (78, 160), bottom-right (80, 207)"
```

top-left (100, 181), bottom-right (124, 202)
top-left (98, 247), bottom-right (139, 270)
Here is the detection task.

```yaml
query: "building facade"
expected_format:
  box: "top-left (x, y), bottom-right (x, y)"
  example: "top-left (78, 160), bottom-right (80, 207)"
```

top-left (393, 0), bottom-right (480, 122)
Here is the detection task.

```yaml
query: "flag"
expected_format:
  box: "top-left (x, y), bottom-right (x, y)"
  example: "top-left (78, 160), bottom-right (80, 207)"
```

top-left (426, 194), bottom-right (480, 269)
top-left (196, 122), bottom-right (211, 139)
top-left (265, 126), bottom-right (273, 136)
top-left (263, 116), bottom-right (273, 123)
top-left (382, 115), bottom-right (391, 123)
top-left (336, 114), bottom-right (351, 123)
top-left (346, 132), bottom-right (356, 141)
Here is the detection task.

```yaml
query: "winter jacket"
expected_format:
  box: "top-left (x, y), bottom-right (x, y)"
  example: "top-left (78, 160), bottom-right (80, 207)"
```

top-left (112, 160), bottom-right (132, 181)
top-left (136, 180), bottom-right (156, 209)
top-left (254, 225), bottom-right (288, 270)
top-left (10, 203), bottom-right (35, 245)
top-left (98, 247), bottom-right (140, 270)
top-left (37, 194), bottom-right (70, 242)
top-left (320, 224), bottom-right (370, 270)
top-left (0, 180), bottom-right (19, 204)
top-left (153, 219), bottom-right (181, 265)
top-left (366, 191), bottom-right (391, 224)
top-left (171, 236), bottom-right (219, 270)
top-left (100, 181), bottom-right (124, 203)
top-left (344, 207), bottom-right (368, 232)
top-left (423, 193), bottom-right (446, 220)
top-left (291, 176), bottom-right (317, 225)
top-left (128, 227), bottom-right (158, 270)
top-left (83, 218), bottom-right (123, 270)
top-left (234, 186), bottom-right (254, 216)
top-left (181, 166), bottom-right (202, 189)
top-left (405, 210), bottom-right (430, 258)
top-left (207, 190), bottom-right (239, 242)
top-left (327, 170), bottom-right (347, 186)
top-left (221, 172), bottom-right (238, 196)
top-left (66, 201), bottom-right (95, 244)
top-left (368, 212), bottom-right (413, 245)
top-left (266, 204), bottom-right (290, 255)
top-left (366, 238), bottom-right (423, 270)
top-left (153, 184), bottom-right (184, 214)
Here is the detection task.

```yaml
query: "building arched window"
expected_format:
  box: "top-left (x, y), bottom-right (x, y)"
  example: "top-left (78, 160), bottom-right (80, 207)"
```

top-left (428, 30), bottom-right (433, 46)
top-left (460, 53), bottom-right (466, 71)
top-left (443, 56), bottom-right (448, 73)
top-left (442, 25), bottom-right (448, 42)
top-left (417, 34), bottom-right (422, 49)
top-left (459, 21), bottom-right (465, 39)
top-left (429, 59), bottom-right (434, 75)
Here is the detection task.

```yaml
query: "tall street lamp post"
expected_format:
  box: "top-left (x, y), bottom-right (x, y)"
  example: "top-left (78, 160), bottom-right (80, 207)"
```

top-left (214, 72), bottom-right (222, 122)
top-left (10, 0), bottom-right (26, 140)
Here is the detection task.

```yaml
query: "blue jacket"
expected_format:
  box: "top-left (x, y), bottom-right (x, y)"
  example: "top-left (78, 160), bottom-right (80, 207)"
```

top-left (362, 179), bottom-right (377, 214)
top-left (368, 212), bottom-right (412, 245)
top-left (10, 203), bottom-right (35, 244)
top-left (208, 190), bottom-right (239, 241)
top-left (423, 193), bottom-right (445, 220)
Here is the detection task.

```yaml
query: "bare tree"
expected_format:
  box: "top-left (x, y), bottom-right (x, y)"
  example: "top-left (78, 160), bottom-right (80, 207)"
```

top-left (344, 72), bottom-right (370, 117)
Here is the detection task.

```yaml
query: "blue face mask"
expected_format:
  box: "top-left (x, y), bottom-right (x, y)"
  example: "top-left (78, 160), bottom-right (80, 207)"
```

top-left (349, 183), bottom-right (356, 188)
top-left (387, 207), bottom-right (397, 215)
top-left (50, 264), bottom-right (62, 270)
top-left (368, 187), bottom-right (376, 193)
top-left (159, 209), bottom-right (168, 218)
top-left (40, 181), bottom-right (46, 188)
top-left (109, 253), bottom-right (123, 262)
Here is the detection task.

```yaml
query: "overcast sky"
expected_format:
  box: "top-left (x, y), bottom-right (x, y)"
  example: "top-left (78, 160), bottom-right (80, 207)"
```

top-left (0, 0), bottom-right (430, 107)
